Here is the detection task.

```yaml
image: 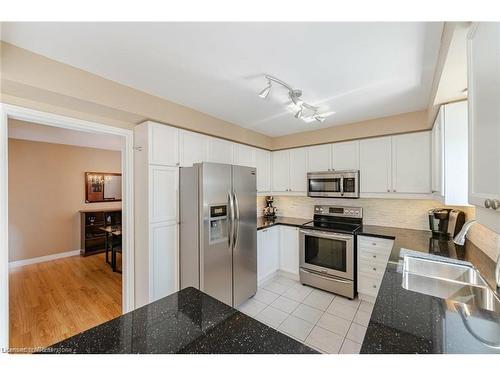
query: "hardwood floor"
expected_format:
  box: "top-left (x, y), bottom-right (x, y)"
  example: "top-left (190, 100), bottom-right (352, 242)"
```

top-left (9, 252), bottom-right (122, 351)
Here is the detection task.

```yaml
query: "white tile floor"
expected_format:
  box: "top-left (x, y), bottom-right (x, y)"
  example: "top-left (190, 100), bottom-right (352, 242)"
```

top-left (237, 274), bottom-right (375, 354)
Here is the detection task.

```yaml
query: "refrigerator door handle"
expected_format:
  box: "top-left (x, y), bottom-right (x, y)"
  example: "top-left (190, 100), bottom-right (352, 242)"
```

top-left (228, 190), bottom-right (234, 249)
top-left (233, 191), bottom-right (240, 248)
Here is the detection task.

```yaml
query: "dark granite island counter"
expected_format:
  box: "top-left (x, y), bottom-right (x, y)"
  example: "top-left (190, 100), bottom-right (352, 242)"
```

top-left (44, 287), bottom-right (317, 354)
top-left (358, 225), bottom-right (500, 354)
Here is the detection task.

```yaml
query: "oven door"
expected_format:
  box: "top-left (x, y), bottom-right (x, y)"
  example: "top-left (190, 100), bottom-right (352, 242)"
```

top-left (299, 229), bottom-right (354, 280)
top-left (307, 173), bottom-right (342, 197)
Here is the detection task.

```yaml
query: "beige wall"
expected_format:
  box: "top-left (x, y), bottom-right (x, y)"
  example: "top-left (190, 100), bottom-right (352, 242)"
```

top-left (1, 41), bottom-right (273, 149)
top-left (8, 138), bottom-right (121, 262)
top-left (271, 110), bottom-right (428, 150)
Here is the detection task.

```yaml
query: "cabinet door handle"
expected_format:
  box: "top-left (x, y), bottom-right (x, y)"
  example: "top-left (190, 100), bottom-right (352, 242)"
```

top-left (372, 242), bottom-right (377, 246)
top-left (387, 189), bottom-right (390, 192)
top-left (372, 267), bottom-right (377, 271)
top-left (372, 284), bottom-right (377, 289)
top-left (485, 199), bottom-right (492, 209)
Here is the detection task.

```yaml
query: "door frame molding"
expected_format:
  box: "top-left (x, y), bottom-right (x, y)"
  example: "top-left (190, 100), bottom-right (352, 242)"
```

top-left (0, 103), bottom-right (135, 351)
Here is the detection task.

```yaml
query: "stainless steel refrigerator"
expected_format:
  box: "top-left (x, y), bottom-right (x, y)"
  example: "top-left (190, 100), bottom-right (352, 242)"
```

top-left (179, 162), bottom-right (257, 307)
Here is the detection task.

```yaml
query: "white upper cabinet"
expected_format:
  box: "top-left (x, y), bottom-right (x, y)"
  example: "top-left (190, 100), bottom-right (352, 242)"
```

top-left (179, 130), bottom-right (209, 167)
top-left (443, 101), bottom-right (469, 205)
top-left (307, 144), bottom-right (331, 172)
top-left (255, 148), bottom-right (271, 192)
top-left (289, 148), bottom-right (308, 192)
top-left (360, 137), bottom-right (392, 193)
top-left (208, 137), bottom-right (234, 164)
top-left (391, 132), bottom-right (431, 193)
top-left (332, 140), bottom-right (359, 170)
top-left (148, 122), bottom-right (179, 166)
top-left (234, 144), bottom-right (256, 167)
top-left (271, 149), bottom-right (307, 192)
top-left (272, 150), bottom-right (290, 192)
top-left (432, 106), bottom-right (444, 197)
top-left (467, 23), bottom-right (500, 211)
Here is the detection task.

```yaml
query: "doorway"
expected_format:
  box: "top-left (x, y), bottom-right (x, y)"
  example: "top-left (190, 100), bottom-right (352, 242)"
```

top-left (0, 104), bottom-right (135, 352)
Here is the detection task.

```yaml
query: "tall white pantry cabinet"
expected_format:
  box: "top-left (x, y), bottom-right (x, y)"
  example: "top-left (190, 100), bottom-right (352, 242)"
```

top-left (134, 121), bottom-right (180, 307)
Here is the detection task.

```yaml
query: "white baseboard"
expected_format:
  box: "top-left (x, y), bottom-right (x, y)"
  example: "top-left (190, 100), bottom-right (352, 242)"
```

top-left (257, 271), bottom-right (279, 287)
top-left (278, 270), bottom-right (300, 281)
top-left (257, 269), bottom-right (301, 287)
top-left (9, 249), bottom-right (81, 268)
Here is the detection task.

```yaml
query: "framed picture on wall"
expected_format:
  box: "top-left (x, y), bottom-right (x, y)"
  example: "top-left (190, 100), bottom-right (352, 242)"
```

top-left (85, 172), bottom-right (122, 203)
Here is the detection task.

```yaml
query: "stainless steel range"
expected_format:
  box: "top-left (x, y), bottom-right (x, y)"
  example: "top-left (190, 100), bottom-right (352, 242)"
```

top-left (299, 205), bottom-right (362, 299)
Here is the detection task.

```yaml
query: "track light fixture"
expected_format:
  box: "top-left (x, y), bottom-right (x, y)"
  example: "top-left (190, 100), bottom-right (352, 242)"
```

top-left (257, 75), bottom-right (334, 123)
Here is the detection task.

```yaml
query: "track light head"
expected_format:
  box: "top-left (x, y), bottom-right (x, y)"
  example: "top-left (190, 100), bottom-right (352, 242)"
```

top-left (295, 107), bottom-right (303, 119)
top-left (258, 81), bottom-right (272, 99)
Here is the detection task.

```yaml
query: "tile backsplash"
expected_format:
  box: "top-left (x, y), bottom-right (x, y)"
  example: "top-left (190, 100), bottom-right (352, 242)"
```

top-left (467, 223), bottom-right (500, 262)
top-left (261, 195), bottom-right (474, 230)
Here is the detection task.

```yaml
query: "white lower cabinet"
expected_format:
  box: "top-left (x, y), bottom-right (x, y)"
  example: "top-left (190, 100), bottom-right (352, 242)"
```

top-left (257, 225), bottom-right (300, 284)
top-left (257, 226), bottom-right (280, 283)
top-left (279, 226), bottom-right (300, 276)
top-left (150, 221), bottom-right (178, 301)
top-left (357, 235), bottom-right (394, 302)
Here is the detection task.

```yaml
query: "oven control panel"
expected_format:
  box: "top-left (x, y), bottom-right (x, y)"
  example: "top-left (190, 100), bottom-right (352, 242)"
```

top-left (314, 205), bottom-right (362, 218)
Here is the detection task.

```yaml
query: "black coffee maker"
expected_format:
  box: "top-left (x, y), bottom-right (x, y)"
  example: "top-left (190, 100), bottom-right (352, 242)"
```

top-left (428, 208), bottom-right (465, 238)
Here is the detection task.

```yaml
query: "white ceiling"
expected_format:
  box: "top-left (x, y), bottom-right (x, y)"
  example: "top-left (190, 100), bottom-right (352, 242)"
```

top-left (8, 120), bottom-right (124, 151)
top-left (1, 22), bottom-right (443, 137)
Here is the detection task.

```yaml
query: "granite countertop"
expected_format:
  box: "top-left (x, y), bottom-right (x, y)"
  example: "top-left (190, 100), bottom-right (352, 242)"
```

top-left (43, 287), bottom-right (317, 354)
top-left (257, 216), bottom-right (310, 230)
top-left (358, 225), bottom-right (500, 354)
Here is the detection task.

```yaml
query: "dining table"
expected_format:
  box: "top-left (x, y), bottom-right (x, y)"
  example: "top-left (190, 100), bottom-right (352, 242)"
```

top-left (99, 225), bottom-right (122, 272)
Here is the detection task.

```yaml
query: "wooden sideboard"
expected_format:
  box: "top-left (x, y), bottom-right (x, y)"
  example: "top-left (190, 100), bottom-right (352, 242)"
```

top-left (80, 208), bottom-right (122, 256)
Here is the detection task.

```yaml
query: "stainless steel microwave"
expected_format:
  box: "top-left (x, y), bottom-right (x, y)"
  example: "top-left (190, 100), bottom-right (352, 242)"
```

top-left (307, 170), bottom-right (360, 198)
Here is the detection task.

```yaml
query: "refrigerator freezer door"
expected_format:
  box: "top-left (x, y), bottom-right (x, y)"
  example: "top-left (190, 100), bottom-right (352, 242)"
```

top-left (201, 163), bottom-right (233, 306)
top-left (232, 166), bottom-right (257, 306)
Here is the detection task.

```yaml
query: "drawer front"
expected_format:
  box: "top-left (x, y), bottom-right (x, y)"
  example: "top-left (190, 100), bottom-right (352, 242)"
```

top-left (358, 274), bottom-right (382, 297)
top-left (358, 236), bottom-right (394, 253)
top-left (358, 249), bottom-right (390, 265)
top-left (358, 260), bottom-right (386, 279)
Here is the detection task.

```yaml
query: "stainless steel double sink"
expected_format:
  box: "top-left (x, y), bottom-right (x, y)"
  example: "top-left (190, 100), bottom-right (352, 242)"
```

top-left (401, 255), bottom-right (500, 313)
